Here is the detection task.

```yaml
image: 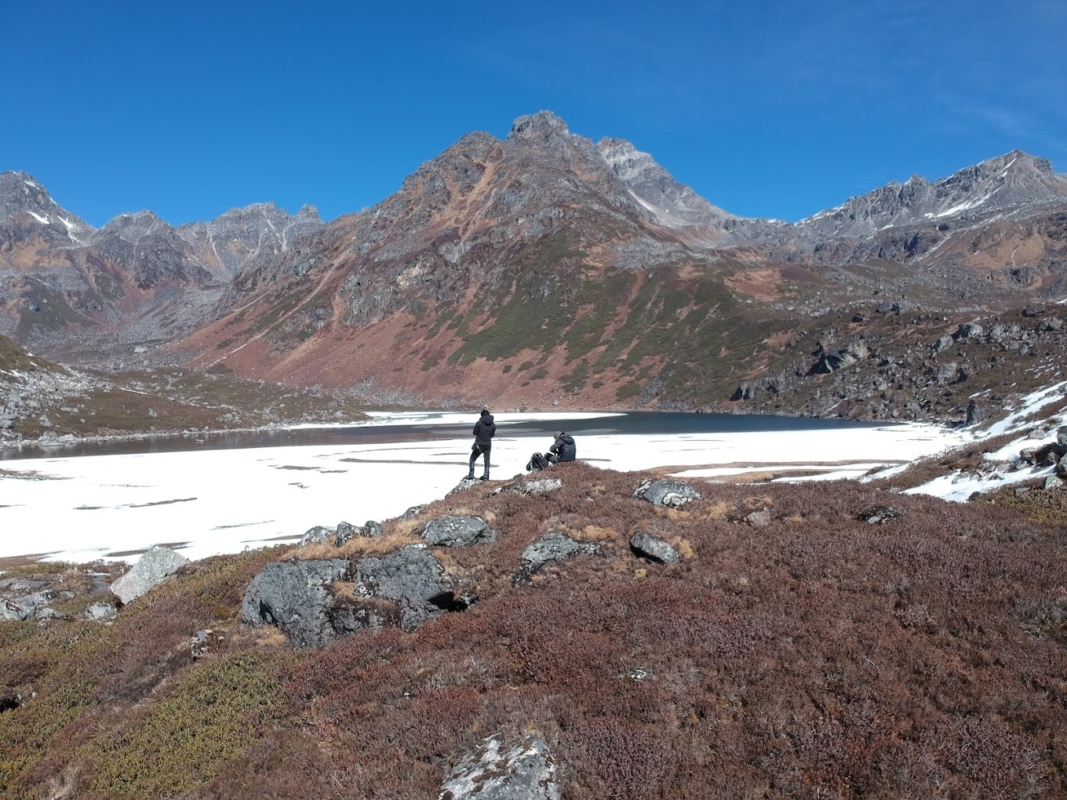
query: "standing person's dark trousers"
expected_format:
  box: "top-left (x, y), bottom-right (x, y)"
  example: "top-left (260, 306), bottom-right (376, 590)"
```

top-left (469, 443), bottom-right (491, 480)
top-left (468, 407), bottom-right (496, 480)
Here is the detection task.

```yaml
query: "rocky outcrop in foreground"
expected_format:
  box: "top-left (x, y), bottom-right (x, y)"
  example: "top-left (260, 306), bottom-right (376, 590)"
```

top-left (439, 734), bottom-right (559, 800)
top-left (239, 473), bottom-right (699, 647)
top-left (240, 546), bottom-right (466, 646)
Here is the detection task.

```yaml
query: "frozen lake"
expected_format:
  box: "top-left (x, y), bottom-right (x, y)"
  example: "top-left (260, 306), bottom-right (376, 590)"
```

top-left (0, 411), bottom-right (965, 565)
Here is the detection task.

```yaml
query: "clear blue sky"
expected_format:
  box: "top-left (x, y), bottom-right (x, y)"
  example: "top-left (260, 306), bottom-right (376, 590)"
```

top-left (4, 0), bottom-right (1064, 227)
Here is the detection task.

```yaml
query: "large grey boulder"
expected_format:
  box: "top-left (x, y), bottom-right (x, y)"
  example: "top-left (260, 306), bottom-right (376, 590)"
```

top-left (109, 545), bottom-right (189, 606)
top-left (521, 532), bottom-right (600, 572)
top-left (354, 546), bottom-right (460, 630)
top-left (633, 479), bottom-right (701, 508)
top-left (423, 515), bottom-right (496, 546)
top-left (439, 734), bottom-right (559, 800)
top-left (240, 559), bottom-right (350, 648)
top-left (629, 531), bottom-right (680, 564)
top-left (241, 548), bottom-right (462, 645)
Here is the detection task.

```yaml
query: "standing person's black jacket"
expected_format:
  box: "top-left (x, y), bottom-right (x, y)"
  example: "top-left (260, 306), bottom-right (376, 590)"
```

top-left (473, 413), bottom-right (496, 447)
top-left (550, 433), bottom-right (576, 462)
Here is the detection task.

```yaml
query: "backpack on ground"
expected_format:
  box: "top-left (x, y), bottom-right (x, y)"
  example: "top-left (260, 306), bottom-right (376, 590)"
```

top-left (527, 452), bottom-right (551, 472)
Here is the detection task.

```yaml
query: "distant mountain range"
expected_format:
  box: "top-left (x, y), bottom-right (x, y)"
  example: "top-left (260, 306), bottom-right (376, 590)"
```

top-left (3, 111), bottom-right (1066, 417)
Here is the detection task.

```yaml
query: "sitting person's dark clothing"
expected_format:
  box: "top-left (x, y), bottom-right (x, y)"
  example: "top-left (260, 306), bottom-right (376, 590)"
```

top-left (548, 431), bottom-right (576, 463)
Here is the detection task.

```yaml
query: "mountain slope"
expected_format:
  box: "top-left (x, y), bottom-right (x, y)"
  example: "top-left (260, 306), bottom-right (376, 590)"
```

top-left (160, 114), bottom-right (1065, 416)
top-left (0, 174), bottom-right (324, 363)
top-left (4, 115), bottom-right (1067, 419)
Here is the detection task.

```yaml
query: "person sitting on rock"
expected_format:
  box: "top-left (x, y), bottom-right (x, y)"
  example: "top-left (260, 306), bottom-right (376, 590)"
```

top-left (468, 407), bottom-right (496, 480)
top-left (547, 430), bottom-right (576, 464)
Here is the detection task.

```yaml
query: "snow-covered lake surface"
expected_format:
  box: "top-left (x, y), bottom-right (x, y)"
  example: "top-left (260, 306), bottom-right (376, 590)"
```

top-left (0, 411), bottom-right (973, 565)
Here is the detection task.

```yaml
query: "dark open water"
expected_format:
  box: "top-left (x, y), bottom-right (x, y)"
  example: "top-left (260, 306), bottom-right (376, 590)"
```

top-left (0, 412), bottom-right (891, 462)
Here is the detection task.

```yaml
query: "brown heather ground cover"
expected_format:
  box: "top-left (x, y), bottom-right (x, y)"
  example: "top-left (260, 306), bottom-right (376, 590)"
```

top-left (2, 463), bottom-right (1066, 798)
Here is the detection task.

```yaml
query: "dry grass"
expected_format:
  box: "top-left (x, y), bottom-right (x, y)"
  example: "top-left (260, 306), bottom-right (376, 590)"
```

top-left (2, 462), bottom-right (1065, 798)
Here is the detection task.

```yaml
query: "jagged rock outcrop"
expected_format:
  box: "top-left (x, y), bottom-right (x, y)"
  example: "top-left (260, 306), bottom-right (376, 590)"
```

top-left (796, 151), bottom-right (1067, 240)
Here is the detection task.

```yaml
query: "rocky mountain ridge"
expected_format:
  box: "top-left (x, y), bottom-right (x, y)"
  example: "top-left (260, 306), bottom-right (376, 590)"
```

top-left (0, 173), bottom-right (323, 362)
top-left (3, 112), bottom-right (1066, 419)
top-left (796, 150), bottom-right (1067, 239)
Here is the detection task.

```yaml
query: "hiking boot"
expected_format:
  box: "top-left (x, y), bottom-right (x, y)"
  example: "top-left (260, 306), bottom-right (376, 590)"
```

top-left (467, 472), bottom-right (475, 480)
top-left (480, 475), bottom-right (489, 481)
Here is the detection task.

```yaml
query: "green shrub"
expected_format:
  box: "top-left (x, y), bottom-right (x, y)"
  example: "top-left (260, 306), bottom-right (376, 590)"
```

top-left (81, 653), bottom-right (291, 797)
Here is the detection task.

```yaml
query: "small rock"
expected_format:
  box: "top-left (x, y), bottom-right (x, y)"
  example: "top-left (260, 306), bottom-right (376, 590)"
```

top-left (744, 508), bottom-right (773, 527)
top-left (84, 602), bottom-right (116, 622)
top-left (633, 479), bottom-right (701, 508)
top-left (439, 734), bottom-right (559, 800)
top-left (630, 531), bottom-right (680, 564)
top-left (500, 477), bottom-right (563, 496)
top-left (299, 526), bottom-right (333, 547)
top-left (859, 506), bottom-right (904, 524)
top-left (447, 478), bottom-right (483, 496)
top-left (335, 521), bottom-right (359, 545)
top-left (400, 504), bottom-right (425, 520)
top-left (191, 628), bottom-right (224, 660)
top-left (109, 546), bottom-right (189, 606)
top-left (422, 516), bottom-right (495, 547)
top-left (520, 532), bottom-right (600, 571)
top-left (1044, 476), bottom-right (1064, 490)
top-left (935, 362), bottom-right (958, 384)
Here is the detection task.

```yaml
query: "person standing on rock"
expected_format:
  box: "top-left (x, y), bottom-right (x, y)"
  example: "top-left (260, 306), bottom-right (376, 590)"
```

top-left (469, 407), bottom-right (496, 480)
